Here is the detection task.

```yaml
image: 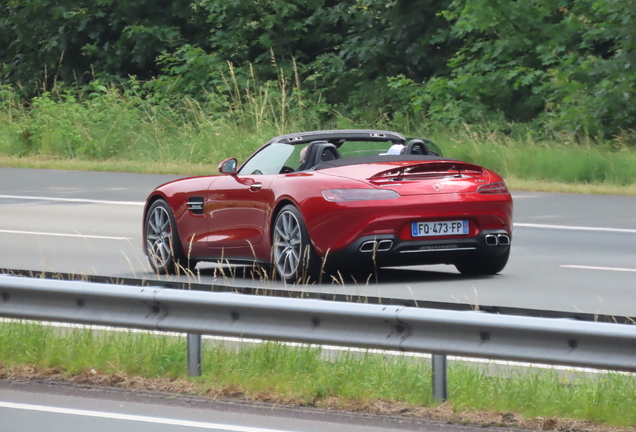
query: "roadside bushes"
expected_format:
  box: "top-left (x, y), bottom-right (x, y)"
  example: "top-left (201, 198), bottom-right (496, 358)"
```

top-left (2, 0), bottom-right (636, 139)
top-left (410, 0), bottom-right (636, 138)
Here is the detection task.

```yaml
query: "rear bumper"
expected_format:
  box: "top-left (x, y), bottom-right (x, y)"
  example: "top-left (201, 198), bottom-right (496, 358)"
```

top-left (325, 229), bottom-right (511, 268)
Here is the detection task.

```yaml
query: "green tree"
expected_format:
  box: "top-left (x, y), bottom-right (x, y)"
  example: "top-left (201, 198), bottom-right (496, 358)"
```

top-left (0, 0), bottom-right (200, 92)
top-left (419, 0), bottom-right (636, 136)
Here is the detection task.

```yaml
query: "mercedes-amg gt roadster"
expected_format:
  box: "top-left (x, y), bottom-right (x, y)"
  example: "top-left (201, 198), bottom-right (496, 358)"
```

top-left (143, 129), bottom-right (513, 282)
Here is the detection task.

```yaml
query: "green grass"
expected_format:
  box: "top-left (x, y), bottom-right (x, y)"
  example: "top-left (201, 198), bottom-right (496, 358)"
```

top-left (450, 363), bottom-right (636, 424)
top-left (2, 321), bottom-right (636, 427)
top-left (435, 130), bottom-right (636, 186)
top-left (2, 81), bottom-right (636, 194)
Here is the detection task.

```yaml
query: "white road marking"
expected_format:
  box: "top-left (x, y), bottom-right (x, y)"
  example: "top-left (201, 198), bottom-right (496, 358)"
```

top-left (515, 223), bottom-right (636, 234)
top-left (561, 265), bottom-right (636, 273)
top-left (0, 401), bottom-right (293, 431)
top-left (0, 194), bottom-right (144, 206)
top-left (0, 229), bottom-right (132, 241)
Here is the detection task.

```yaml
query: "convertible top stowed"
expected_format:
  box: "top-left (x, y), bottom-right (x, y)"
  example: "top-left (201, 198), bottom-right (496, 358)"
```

top-left (313, 154), bottom-right (454, 170)
top-left (269, 129), bottom-right (406, 146)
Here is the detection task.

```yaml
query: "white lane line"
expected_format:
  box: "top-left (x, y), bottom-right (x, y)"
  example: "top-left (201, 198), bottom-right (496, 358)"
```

top-left (0, 401), bottom-right (292, 432)
top-left (0, 230), bottom-right (132, 241)
top-left (0, 194), bottom-right (144, 206)
top-left (561, 265), bottom-right (636, 273)
top-left (515, 223), bottom-right (636, 234)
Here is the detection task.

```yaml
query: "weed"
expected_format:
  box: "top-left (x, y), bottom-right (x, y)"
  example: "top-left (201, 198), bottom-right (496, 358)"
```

top-left (1, 76), bottom-right (636, 191)
top-left (2, 321), bottom-right (636, 426)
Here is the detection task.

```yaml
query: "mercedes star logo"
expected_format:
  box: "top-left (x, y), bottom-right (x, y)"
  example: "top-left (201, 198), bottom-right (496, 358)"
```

top-left (433, 183), bottom-right (444, 191)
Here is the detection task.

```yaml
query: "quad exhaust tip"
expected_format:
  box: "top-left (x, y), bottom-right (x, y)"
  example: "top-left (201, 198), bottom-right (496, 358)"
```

top-left (485, 234), bottom-right (498, 246)
top-left (485, 234), bottom-right (511, 246)
top-left (359, 240), bottom-right (393, 253)
top-left (359, 241), bottom-right (375, 252)
top-left (497, 234), bottom-right (511, 246)
top-left (377, 240), bottom-right (393, 251)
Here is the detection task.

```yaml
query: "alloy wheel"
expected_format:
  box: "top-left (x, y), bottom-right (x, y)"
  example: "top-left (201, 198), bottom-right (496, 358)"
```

top-left (273, 210), bottom-right (303, 279)
top-left (146, 204), bottom-right (173, 269)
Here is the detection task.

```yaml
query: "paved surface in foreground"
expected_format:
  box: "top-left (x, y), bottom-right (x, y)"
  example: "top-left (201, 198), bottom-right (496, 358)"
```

top-left (0, 379), bottom-right (496, 432)
top-left (1, 167), bottom-right (635, 316)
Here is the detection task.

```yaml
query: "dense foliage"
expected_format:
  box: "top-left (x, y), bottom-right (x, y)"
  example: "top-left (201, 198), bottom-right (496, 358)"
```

top-left (1, 0), bottom-right (635, 140)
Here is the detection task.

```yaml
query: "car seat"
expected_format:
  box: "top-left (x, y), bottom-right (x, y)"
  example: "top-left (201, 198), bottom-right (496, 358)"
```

top-left (298, 141), bottom-right (341, 171)
top-left (402, 139), bottom-right (430, 155)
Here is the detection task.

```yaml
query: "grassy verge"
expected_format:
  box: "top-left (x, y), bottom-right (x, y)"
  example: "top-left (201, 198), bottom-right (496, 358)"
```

top-left (2, 83), bottom-right (636, 194)
top-left (1, 155), bottom-right (635, 196)
top-left (2, 321), bottom-right (636, 429)
top-left (0, 155), bottom-right (216, 176)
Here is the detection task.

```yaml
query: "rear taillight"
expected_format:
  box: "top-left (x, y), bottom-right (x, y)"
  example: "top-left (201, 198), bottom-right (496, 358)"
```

top-left (477, 181), bottom-right (509, 194)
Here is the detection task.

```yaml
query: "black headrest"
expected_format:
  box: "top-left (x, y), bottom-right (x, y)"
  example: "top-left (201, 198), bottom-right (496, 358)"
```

top-left (298, 141), bottom-right (340, 171)
top-left (403, 139), bottom-right (430, 156)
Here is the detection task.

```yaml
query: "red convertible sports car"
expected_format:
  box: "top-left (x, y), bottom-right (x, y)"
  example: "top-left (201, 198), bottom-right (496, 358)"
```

top-left (143, 129), bottom-right (513, 282)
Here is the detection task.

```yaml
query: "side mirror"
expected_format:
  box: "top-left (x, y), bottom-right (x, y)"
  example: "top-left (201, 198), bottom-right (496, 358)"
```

top-left (218, 158), bottom-right (238, 175)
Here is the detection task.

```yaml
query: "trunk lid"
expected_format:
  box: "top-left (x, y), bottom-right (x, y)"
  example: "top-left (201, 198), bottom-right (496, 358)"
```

top-left (321, 160), bottom-right (489, 195)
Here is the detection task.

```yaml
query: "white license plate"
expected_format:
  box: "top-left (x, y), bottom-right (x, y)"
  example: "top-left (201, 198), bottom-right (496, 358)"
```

top-left (411, 220), bottom-right (469, 237)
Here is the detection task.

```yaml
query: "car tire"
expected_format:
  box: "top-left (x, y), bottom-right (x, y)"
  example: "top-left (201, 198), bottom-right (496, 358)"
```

top-left (272, 205), bottom-right (321, 284)
top-left (145, 199), bottom-right (197, 274)
top-left (455, 248), bottom-right (510, 276)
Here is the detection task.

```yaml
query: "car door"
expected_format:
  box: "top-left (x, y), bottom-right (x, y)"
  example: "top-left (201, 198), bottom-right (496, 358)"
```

top-left (205, 173), bottom-right (274, 251)
top-left (205, 142), bottom-right (295, 252)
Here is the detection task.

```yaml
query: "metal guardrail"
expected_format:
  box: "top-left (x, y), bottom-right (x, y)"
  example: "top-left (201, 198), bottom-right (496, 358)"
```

top-left (3, 267), bottom-right (634, 324)
top-left (1, 276), bottom-right (636, 400)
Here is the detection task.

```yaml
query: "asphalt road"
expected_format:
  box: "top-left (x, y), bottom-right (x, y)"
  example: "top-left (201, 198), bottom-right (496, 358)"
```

top-left (2, 167), bottom-right (635, 316)
top-left (0, 380), bottom-right (452, 432)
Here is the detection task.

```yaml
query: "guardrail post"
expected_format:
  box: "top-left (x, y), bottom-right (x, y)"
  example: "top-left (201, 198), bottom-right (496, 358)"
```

top-left (432, 354), bottom-right (447, 401)
top-left (187, 333), bottom-right (202, 377)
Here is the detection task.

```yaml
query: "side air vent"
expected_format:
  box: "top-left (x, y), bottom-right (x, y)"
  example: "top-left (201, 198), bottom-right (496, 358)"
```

top-left (187, 197), bottom-right (204, 215)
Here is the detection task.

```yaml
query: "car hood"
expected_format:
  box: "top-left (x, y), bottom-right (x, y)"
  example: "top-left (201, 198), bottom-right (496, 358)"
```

top-left (318, 160), bottom-right (494, 195)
